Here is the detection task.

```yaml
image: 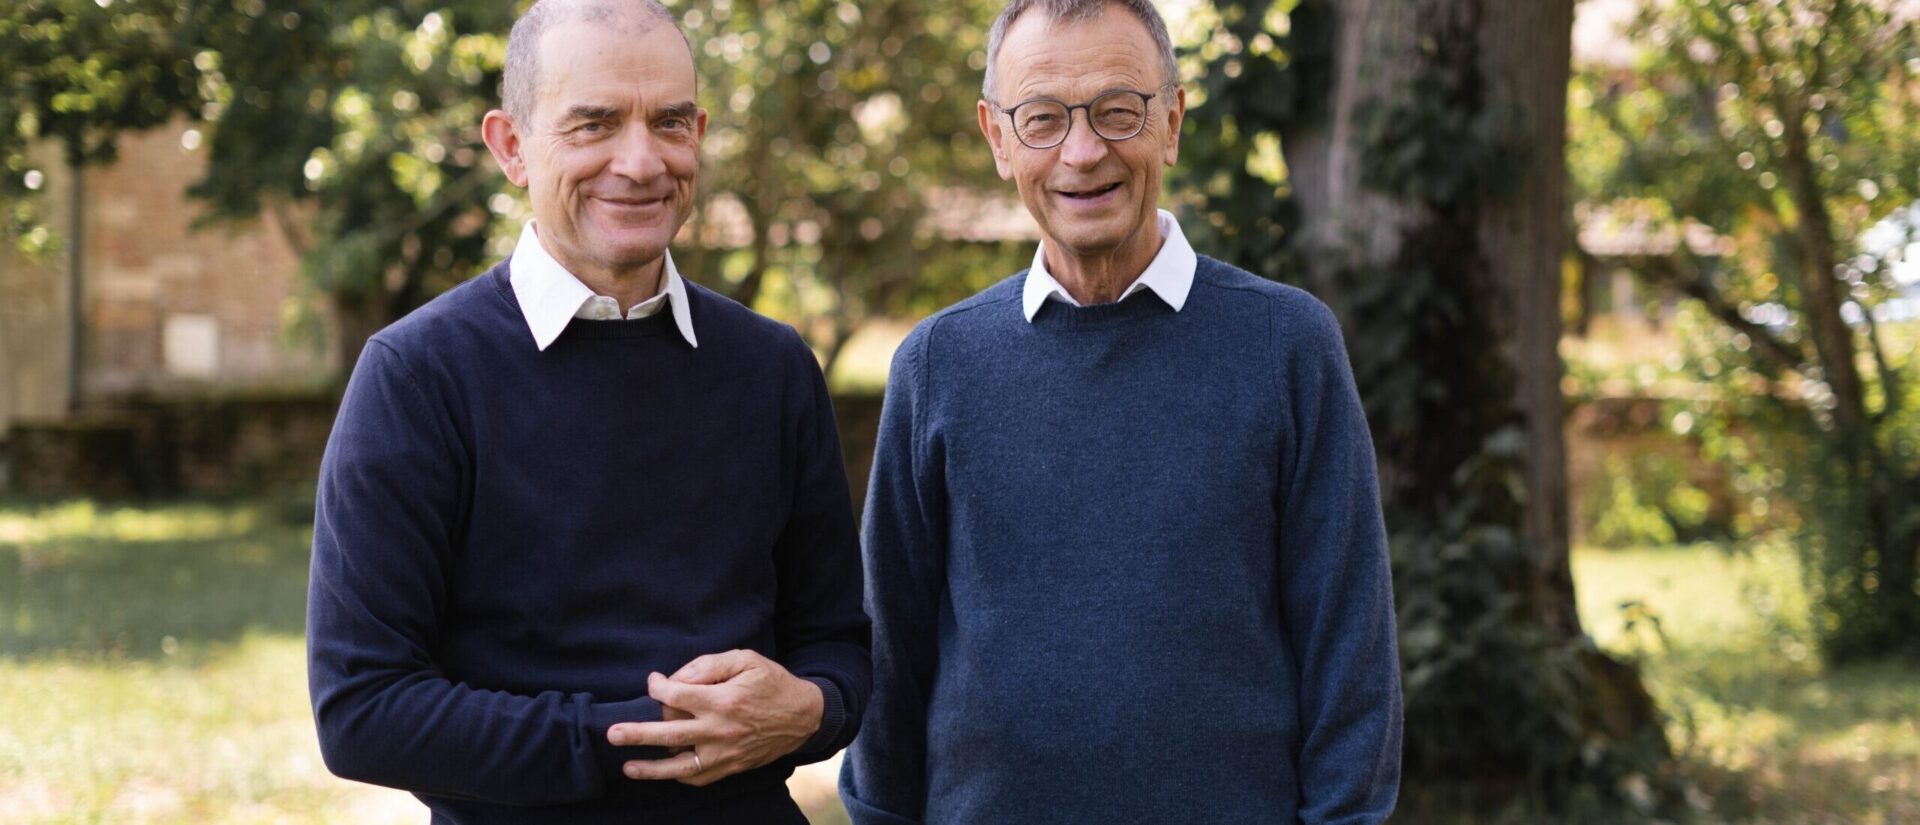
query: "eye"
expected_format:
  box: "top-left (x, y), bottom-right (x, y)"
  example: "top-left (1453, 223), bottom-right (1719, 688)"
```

top-left (576, 121), bottom-right (607, 134)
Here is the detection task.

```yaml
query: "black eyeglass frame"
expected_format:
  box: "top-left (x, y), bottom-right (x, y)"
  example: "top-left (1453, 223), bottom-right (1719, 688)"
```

top-left (989, 82), bottom-right (1178, 150)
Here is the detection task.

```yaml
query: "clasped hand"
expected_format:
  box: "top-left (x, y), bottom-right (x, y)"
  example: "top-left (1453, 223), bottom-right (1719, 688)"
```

top-left (608, 649), bottom-right (823, 787)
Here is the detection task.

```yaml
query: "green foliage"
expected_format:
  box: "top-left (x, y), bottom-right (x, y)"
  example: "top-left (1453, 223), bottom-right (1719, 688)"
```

top-left (0, 0), bottom-right (1021, 368)
top-left (0, 0), bottom-right (197, 250)
top-left (675, 0), bottom-right (1020, 369)
top-left (1586, 451), bottom-right (1718, 549)
top-left (1176, 0), bottom-right (1321, 284)
top-left (1353, 72), bottom-right (1528, 209)
top-left (1574, 0), bottom-right (1920, 663)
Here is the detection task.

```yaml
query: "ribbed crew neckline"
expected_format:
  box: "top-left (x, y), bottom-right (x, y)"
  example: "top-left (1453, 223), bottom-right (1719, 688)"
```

top-left (1026, 285), bottom-right (1174, 329)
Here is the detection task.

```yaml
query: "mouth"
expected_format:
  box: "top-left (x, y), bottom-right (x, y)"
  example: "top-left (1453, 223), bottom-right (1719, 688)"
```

top-left (1057, 182), bottom-right (1122, 201)
top-left (596, 195), bottom-right (670, 208)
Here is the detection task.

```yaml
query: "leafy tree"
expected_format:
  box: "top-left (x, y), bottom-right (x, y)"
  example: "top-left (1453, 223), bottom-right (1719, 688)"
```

top-left (3, 0), bottom-right (516, 371)
top-left (1180, 0), bottom-right (1674, 817)
top-left (676, 0), bottom-right (1018, 375)
top-left (1573, 0), bottom-right (1920, 663)
top-left (1, 0), bottom-right (197, 243)
top-left (4, 0), bottom-right (1023, 375)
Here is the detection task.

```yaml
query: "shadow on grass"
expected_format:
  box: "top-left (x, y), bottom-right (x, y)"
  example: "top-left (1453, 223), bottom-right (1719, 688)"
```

top-left (0, 499), bottom-right (313, 660)
top-left (1654, 646), bottom-right (1920, 825)
top-left (1570, 544), bottom-right (1920, 824)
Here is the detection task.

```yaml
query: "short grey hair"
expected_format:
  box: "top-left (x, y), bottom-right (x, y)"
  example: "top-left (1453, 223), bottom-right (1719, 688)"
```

top-left (981, 0), bottom-right (1178, 101)
top-left (501, 0), bottom-right (684, 124)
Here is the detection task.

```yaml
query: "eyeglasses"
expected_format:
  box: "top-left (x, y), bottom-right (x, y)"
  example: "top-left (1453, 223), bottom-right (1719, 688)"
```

top-left (991, 85), bottom-right (1173, 150)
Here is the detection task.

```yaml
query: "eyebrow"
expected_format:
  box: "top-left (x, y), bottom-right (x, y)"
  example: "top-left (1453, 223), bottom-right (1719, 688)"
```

top-left (1008, 86), bottom-right (1155, 106)
top-left (656, 101), bottom-right (699, 119)
top-left (560, 104), bottom-right (620, 123)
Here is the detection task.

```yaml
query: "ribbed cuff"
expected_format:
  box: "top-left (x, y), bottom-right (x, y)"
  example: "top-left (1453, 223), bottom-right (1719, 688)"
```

top-left (797, 676), bottom-right (846, 756)
top-left (584, 695), bottom-right (666, 789)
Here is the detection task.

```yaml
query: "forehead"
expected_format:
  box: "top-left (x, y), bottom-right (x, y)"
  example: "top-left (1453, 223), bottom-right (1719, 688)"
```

top-left (995, 9), bottom-right (1163, 100)
top-left (534, 21), bottom-right (695, 117)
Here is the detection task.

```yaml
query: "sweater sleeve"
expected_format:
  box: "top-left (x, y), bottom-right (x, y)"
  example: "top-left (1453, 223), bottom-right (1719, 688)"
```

top-left (839, 329), bottom-right (944, 825)
top-left (306, 339), bottom-right (665, 805)
top-left (1275, 299), bottom-right (1404, 825)
top-left (771, 331), bottom-right (873, 762)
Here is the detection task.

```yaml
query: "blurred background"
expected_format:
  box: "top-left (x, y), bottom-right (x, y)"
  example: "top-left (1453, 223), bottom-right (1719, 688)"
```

top-left (2, 0), bottom-right (1917, 822)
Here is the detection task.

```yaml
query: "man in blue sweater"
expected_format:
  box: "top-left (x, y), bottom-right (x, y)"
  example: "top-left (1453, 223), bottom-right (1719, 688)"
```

top-left (306, 2), bottom-right (869, 822)
top-left (840, 1), bottom-right (1401, 822)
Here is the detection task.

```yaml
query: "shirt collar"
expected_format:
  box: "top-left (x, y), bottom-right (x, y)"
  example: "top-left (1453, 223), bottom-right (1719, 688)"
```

top-left (508, 220), bottom-right (699, 351)
top-left (1022, 209), bottom-right (1197, 322)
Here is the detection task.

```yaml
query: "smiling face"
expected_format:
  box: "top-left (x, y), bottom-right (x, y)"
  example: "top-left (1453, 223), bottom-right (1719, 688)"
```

top-left (483, 20), bottom-right (706, 284)
top-left (978, 7), bottom-right (1182, 271)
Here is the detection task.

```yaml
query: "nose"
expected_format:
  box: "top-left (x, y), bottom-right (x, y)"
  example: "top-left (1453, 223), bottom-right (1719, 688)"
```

top-left (1057, 108), bottom-right (1110, 168)
top-left (607, 126), bottom-right (669, 183)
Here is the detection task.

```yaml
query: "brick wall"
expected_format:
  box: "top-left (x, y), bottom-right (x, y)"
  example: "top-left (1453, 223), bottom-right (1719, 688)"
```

top-left (0, 118), bottom-right (333, 435)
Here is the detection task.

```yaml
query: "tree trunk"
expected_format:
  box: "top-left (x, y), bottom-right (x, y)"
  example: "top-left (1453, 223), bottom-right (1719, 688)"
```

top-left (1281, 0), bottom-right (1666, 792)
top-left (1477, 0), bottom-right (1580, 635)
top-left (1282, 0), bottom-right (1424, 303)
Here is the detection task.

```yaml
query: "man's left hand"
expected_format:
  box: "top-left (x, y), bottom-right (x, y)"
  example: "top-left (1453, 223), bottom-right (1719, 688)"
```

top-left (608, 650), bottom-right (823, 786)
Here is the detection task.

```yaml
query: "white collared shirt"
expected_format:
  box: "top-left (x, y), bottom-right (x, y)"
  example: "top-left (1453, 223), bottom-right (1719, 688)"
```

top-left (1022, 209), bottom-right (1198, 322)
top-left (508, 221), bottom-right (699, 351)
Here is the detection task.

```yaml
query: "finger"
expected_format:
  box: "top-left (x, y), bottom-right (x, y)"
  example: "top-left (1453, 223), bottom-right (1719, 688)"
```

top-left (648, 671), bottom-right (728, 713)
top-left (623, 751), bottom-right (703, 781)
top-left (670, 649), bottom-right (764, 684)
top-left (607, 719), bottom-right (713, 749)
top-left (678, 763), bottom-right (732, 787)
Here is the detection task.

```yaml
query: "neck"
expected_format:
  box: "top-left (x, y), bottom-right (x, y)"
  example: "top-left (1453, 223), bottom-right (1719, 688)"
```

top-left (1044, 220), bottom-right (1164, 305)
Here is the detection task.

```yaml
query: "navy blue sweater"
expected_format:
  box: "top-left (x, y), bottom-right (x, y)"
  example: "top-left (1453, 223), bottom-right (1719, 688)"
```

top-left (841, 258), bottom-right (1402, 824)
top-left (307, 261), bottom-right (870, 824)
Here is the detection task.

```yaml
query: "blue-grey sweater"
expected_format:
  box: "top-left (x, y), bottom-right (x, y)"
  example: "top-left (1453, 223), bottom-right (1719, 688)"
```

top-left (307, 262), bottom-right (870, 824)
top-left (840, 257), bottom-right (1402, 824)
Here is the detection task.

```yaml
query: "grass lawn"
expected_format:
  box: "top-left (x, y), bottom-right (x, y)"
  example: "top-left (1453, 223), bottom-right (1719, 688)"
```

top-left (2, 499), bottom-right (1914, 822)
top-left (1575, 543), bottom-right (1920, 824)
top-left (0, 500), bottom-right (842, 824)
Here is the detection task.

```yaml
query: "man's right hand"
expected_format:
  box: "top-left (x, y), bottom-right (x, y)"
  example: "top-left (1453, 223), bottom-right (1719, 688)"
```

top-left (607, 650), bottom-right (824, 787)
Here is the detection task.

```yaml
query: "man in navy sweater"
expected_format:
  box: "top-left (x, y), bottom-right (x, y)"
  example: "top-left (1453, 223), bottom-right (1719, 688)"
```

top-left (306, 2), bottom-right (869, 822)
top-left (841, 1), bottom-right (1401, 822)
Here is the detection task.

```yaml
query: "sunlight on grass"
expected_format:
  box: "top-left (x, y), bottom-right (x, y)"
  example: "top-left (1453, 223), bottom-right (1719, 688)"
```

top-left (0, 500), bottom-right (260, 546)
top-left (7, 498), bottom-right (1914, 823)
top-left (0, 633), bottom-right (424, 824)
top-left (1574, 542), bottom-right (1920, 824)
top-left (0, 499), bottom-right (850, 823)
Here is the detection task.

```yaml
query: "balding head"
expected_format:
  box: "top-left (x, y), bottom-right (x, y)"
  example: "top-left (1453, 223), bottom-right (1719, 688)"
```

top-left (501, 0), bottom-right (687, 124)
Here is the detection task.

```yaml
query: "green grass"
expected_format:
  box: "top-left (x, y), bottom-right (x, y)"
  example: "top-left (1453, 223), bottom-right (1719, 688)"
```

top-left (1575, 542), bottom-right (1920, 824)
top-left (0, 499), bottom-right (844, 823)
top-left (3, 499), bottom-right (1914, 823)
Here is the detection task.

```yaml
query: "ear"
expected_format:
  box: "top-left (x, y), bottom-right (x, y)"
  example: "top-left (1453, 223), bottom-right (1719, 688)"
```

top-left (978, 99), bottom-right (1014, 181)
top-left (481, 109), bottom-right (530, 188)
top-left (1162, 86), bottom-right (1185, 168)
top-left (694, 107), bottom-right (710, 143)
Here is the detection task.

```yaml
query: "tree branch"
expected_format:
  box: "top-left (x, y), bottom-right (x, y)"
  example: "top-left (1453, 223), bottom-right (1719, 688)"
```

top-left (1634, 252), bottom-right (1809, 373)
top-left (1863, 304), bottom-right (1905, 424)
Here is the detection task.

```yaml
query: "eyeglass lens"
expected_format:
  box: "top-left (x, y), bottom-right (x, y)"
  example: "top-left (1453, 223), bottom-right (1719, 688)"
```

top-left (1013, 91), bottom-right (1149, 148)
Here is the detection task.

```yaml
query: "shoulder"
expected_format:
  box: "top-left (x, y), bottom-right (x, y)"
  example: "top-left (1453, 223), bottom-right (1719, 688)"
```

top-left (898, 272), bottom-right (1025, 360)
top-left (682, 278), bottom-right (819, 367)
top-left (364, 262), bottom-right (514, 371)
top-left (1189, 255), bottom-right (1344, 345)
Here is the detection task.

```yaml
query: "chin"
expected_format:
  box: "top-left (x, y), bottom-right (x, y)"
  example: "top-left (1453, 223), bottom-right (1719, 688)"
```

top-left (1044, 224), bottom-right (1130, 256)
top-left (599, 237), bottom-right (673, 266)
